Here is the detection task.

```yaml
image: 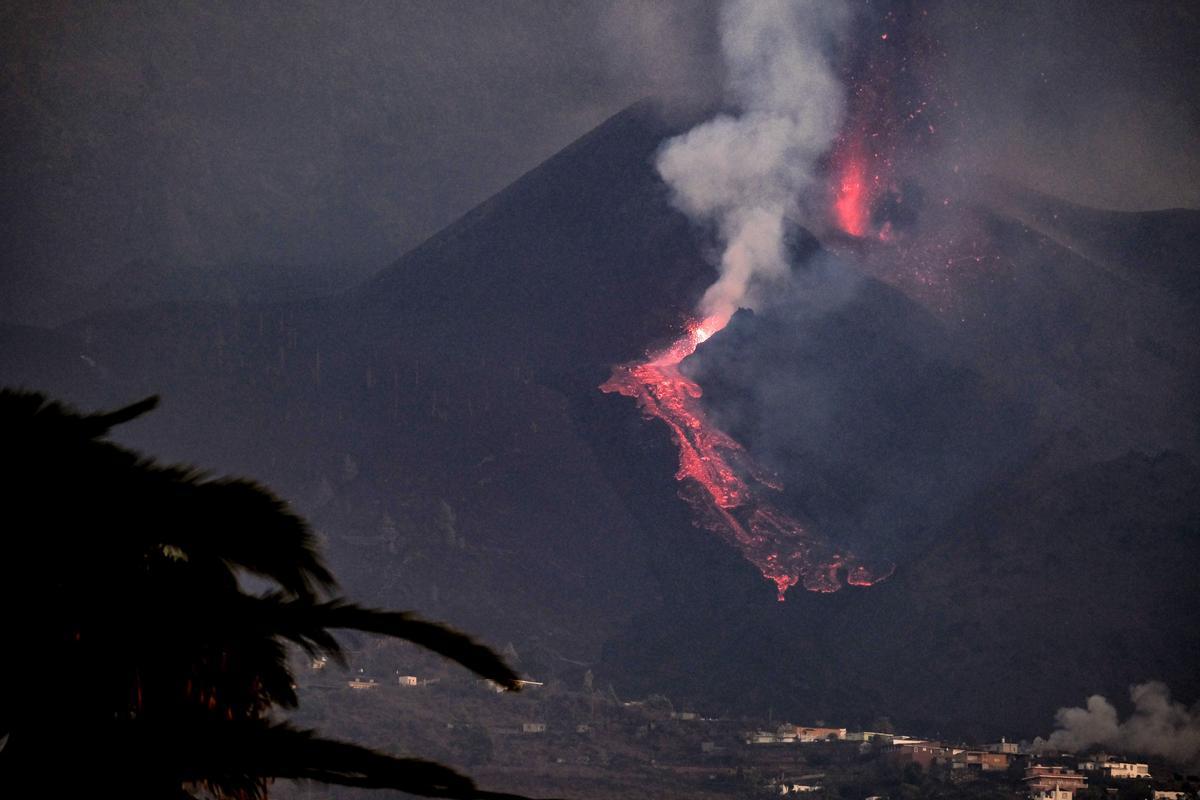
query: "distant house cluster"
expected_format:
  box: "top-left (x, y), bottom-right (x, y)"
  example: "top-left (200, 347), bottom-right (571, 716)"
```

top-left (346, 674), bottom-right (442, 690)
top-left (744, 725), bottom-right (846, 745)
top-left (740, 720), bottom-right (1187, 800)
top-left (302, 656), bottom-right (1194, 800)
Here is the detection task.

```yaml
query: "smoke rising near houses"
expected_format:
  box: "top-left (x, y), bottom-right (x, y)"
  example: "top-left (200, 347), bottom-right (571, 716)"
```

top-left (1034, 683), bottom-right (1200, 767)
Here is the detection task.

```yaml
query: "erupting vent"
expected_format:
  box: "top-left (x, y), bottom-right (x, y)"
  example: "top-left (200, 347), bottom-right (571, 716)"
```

top-left (601, 318), bottom-right (893, 600)
top-left (832, 141), bottom-right (875, 238)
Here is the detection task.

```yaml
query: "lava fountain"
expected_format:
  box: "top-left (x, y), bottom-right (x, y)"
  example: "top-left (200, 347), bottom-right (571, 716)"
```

top-left (601, 317), bottom-right (893, 600)
top-left (832, 141), bottom-right (873, 238)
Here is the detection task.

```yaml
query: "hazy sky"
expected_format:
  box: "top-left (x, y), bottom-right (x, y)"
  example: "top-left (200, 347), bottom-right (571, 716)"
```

top-left (1, 0), bottom-right (1196, 293)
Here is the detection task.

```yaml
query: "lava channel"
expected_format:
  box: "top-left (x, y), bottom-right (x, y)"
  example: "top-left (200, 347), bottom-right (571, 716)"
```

top-left (601, 318), bottom-right (893, 600)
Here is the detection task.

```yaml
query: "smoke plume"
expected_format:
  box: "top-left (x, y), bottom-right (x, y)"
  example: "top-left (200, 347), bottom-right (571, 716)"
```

top-left (655, 0), bottom-right (849, 327)
top-left (1033, 682), bottom-right (1200, 767)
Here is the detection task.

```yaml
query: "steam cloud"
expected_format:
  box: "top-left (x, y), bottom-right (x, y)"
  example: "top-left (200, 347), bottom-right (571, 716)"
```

top-left (1033, 682), bottom-right (1200, 767)
top-left (655, 0), bottom-right (848, 326)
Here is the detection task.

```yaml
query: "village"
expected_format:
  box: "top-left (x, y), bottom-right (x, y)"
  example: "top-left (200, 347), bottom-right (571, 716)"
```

top-left (288, 652), bottom-right (1200, 800)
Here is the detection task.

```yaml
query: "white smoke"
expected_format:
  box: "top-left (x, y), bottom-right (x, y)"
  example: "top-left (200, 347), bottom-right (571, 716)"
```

top-left (1033, 682), bottom-right (1200, 767)
top-left (655, 0), bottom-right (849, 326)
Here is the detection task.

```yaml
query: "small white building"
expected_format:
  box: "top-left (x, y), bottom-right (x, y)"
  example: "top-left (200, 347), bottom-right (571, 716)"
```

top-left (889, 736), bottom-right (929, 747)
top-left (521, 722), bottom-right (547, 734)
top-left (1031, 789), bottom-right (1076, 800)
top-left (1104, 762), bottom-right (1151, 779)
top-left (347, 678), bottom-right (378, 690)
top-left (397, 675), bottom-right (419, 687)
top-left (1080, 759), bottom-right (1151, 779)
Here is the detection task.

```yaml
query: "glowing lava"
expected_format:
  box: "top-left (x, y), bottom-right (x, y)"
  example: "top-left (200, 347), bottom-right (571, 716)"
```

top-left (833, 145), bottom-right (871, 237)
top-left (601, 318), bottom-right (893, 600)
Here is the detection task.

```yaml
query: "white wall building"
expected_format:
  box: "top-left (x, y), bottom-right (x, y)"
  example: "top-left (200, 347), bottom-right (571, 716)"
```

top-left (1080, 760), bottom-right (1151, 779)
top-left (1031, 789), bottom-right (1076, 800)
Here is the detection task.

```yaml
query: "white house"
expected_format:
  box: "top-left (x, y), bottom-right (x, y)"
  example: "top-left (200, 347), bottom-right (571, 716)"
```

top-left (1031, 789), bottom-right (1077, 800)
top-left (1104, 762), bottom-right (1151, 779)
top-left (1080, 760), bottom-right (1151, 779)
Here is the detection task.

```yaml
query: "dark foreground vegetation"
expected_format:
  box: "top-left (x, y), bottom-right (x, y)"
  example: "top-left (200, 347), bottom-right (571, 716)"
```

top-left (0, 389), bottom-right (548, 800)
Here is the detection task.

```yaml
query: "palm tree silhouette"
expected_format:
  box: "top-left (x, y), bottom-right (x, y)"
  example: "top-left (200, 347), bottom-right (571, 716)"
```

top-left (0, 390), bottom-right (541, 800)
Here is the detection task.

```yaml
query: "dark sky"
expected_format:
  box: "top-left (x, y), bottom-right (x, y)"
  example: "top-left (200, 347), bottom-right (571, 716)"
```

top-left (1, 0), bottom-right (1196, 294)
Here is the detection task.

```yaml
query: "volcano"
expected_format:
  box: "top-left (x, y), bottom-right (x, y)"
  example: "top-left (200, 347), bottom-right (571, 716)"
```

top-left (2, 101), bottom-right (1197, 738)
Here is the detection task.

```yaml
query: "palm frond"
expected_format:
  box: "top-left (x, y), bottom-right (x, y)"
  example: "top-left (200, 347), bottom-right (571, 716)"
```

top-left (82, 394), bottom-right (161, 436)
top-left (157, 475), bottom-right (336, 597)
top-left (2, 390), bottom-right (540, 799)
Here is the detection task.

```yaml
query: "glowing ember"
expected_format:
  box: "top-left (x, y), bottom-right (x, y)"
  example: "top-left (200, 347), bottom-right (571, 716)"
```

top-left (601, 318), bottom-right (893, 599)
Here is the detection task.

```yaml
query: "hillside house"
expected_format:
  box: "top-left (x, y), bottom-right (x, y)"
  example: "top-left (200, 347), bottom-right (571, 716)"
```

top-left (887, 742), bottom-right (951, 770)
top-left (397, 675), bottom-right (419, 686)
top-left (347, 678), bottom-right (378, 690)
top-left (951, 749), bottom-right (1014, 771)
top-left (777, 783), bottom-right (822, 794)
top-left (1024, 765), bottom-right (1087, 798)
top-left (890, 736), bottom-right (931, 746)
top-left (793, 726), bottom-right (847, 742)
top-left (1080, 759), bottom-right (1151, 779)
top-left (521, 722), bottom-right (547, 734)
top-left (1031, 789), bottom-right (1077, 800)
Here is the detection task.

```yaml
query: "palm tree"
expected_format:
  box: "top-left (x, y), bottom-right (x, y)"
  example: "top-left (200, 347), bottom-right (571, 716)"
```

top-left (0, 390), bottom-right (540, 799)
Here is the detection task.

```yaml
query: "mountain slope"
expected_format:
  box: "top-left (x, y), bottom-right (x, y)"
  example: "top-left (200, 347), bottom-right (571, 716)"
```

top-left (0, 101), bottom-right (1196, 738)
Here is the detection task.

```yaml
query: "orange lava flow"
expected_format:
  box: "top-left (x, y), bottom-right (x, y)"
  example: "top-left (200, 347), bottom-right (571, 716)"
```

top-left (601, 318), bottom-right (893, 599)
